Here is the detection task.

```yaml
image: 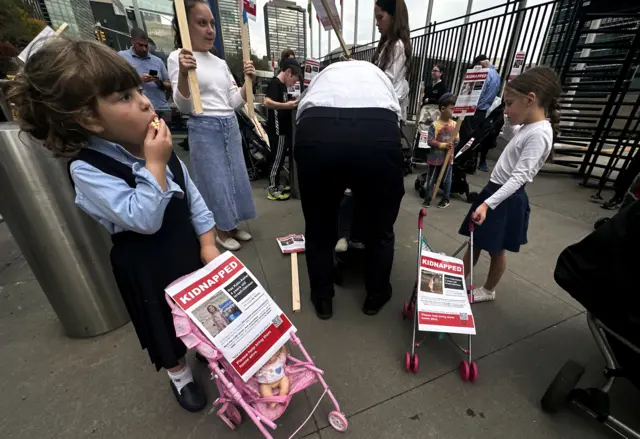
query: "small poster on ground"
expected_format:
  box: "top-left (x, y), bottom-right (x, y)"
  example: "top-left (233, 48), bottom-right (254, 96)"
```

top-left (453, 67), bottom-right (489, 117)
top-left (166, 252), bottom-right (296, 382)
top-left (508, 51), bottom-right (526, 81)
top-left (312, 0), bottom-right (342, 31)
top-left (416, 250), bottom-right (476, 335)
top-left (277, 234), bottom-right (306, 254)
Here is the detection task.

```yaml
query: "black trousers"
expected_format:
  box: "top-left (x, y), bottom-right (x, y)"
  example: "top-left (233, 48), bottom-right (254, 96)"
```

top-left (295, 107), bottom-right (405, 300)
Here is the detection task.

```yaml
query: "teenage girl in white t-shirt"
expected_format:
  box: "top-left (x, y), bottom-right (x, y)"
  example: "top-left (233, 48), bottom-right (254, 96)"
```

top-left (458, 66), bottom-right (562, 303)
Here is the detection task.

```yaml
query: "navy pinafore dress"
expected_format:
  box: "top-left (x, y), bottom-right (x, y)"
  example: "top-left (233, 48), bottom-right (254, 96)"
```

top-left (69, 149), bottom-right (203, 371)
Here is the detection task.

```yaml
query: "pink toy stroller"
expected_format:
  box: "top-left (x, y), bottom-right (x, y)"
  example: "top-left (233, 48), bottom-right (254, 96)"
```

top-left (401, 208), bottom-right (479, 382)
top-left (165, 297), bottom-right (348, 438)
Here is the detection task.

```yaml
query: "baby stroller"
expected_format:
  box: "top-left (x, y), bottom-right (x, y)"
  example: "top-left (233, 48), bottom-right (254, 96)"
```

top-left (166, 297), bottom-right (349, 439)
top-left (413, 103), bottom-right (505, 203)
top-left (236, 108), bottom-right (271, 181)
top-left (541, 200), bottom-right (640, 438)
top-left (410, 104), bottom-right (441, 168)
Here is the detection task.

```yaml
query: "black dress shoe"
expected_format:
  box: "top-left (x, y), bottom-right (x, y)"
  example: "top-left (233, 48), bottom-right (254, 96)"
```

top-left (362, 293), bottom-right (392, 316)
top-left (170, 380), bottom-right (207, 412)
top-left (311, 296), bottom-right (333, 320)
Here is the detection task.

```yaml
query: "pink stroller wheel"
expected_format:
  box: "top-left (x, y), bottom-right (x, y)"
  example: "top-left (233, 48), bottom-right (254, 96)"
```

top-left (405, 352), bottom-right (411, 372)
top-left (469, 362), bottom-right (478, 382)
top-left (459, 360), bottom-right (471, 381)
top-left (411, 353), bottom-right (419, 373)
top-left (227, 403), bottom-right (242, 424)
top-left (402, 302), bottom-right (410, 319)
top-left (219, 413), bottom-right (236, 431)
top-left (328, 411), bottom-right (349, 432)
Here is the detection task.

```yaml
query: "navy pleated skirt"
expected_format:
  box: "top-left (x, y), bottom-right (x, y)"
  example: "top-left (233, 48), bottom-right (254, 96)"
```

top-left (458, 181), bottom-right (530, 253)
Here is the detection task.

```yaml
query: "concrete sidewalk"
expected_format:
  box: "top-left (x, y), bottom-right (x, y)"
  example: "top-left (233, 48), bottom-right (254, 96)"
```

top-left (1, 158), bottom-right (638, 439)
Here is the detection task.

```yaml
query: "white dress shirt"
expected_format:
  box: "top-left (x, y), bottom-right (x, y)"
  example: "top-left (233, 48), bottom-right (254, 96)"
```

top-left (376, 40), bottom-right (410, 121)
top-left (485, 119), bottom-right (553, 209)
top-left (297, 60), bottom-right (401, 121)
top-left (167, 50), bottom-right (245, 116)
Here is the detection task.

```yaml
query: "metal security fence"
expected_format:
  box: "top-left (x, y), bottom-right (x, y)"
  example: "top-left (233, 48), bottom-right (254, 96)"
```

top-left (319, 0), bottom-right (640, 190)
top-left (320, 0), bottom-right (558, 119)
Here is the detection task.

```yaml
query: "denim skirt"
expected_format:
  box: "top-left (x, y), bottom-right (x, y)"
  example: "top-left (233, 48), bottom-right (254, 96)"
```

top-left (188, 114), bottom-right (256, 231)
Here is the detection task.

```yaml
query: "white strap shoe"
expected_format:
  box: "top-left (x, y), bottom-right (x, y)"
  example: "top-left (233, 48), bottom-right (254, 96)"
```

top-left (233, 229), bottom-right (252, 242)
top-left (471, 287), bottom-right (496, 303)
top-left (216, 236), bottom-right (241, 251)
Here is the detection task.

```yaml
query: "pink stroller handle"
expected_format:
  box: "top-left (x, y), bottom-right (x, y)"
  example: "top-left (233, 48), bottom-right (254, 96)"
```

top-left (469, 215), bottom-right (476, 232)
top-left (418, 208), bottom-right (427, 230)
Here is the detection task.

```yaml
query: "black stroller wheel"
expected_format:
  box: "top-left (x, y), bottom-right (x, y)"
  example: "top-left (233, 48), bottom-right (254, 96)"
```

top-left (414, 177), bottom-right (422, 191)
top-left (593, 217), bottom-right (609, 230)
top-left (247, 169), bottom-right (258, 181)
top-left (540, 360), bottom-right (585, 413)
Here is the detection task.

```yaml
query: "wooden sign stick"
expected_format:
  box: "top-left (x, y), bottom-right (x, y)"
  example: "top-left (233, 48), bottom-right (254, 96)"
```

top-left (319, 0), bottom-right (350, 57)
top-left (431, 117), bottom-right (464, 201)
top-left (240, 20), bottom-right (255, 118)
top-left (291, 252), bottom-right (301, 312)
top-left (174, 0), bottom-right (203, 114)
top-left (54, 23), bottom-right (69, 36)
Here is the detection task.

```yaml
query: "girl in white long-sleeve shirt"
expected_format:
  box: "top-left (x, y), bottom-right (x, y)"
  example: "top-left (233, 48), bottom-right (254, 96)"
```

top-left (459, 67), bottom-right (562, 303)
top-left (373, 0), bottom-right (411, 121)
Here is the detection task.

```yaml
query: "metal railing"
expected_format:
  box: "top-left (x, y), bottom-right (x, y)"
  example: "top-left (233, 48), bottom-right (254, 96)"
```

top-left (319, 0), bottom-right (640, 189)
top-left (320, 0), bottom-right (558, 118)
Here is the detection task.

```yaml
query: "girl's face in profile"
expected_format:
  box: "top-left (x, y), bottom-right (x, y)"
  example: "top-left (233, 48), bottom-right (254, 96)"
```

top-left (503, 88), bottom-right (536, 125)
top-left (374, 5), bottom-right (392, 37)
top-left (189, 3), bottom-right (216, 52)
top-left (89, 87), bottom-right (155, 150)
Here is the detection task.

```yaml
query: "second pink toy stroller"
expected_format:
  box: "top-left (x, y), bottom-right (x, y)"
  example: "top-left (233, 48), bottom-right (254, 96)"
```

top-left (166, 297), bottom-right (348, 439)
top-left (402, 208), bottom-right (479, 382)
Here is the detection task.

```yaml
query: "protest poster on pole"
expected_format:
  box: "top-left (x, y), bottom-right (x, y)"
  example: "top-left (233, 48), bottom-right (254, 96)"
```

top-left (508, 51), bottom-right (526, 81)
top-left (312, 0), bottom-right (350, 56)
top-left (166, 252), bottom-right (296, 382)
top-left (416, 251), bottom-right (476, 335)
top-left (430, 67), bottom-right (489, 200)
top-left (277, 235), bottom-right (306, 312)
top-left (18, 23), bottom-right (68, 63)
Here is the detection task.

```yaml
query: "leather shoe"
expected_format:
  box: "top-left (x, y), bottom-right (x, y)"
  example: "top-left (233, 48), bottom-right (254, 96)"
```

top-left (362, 293), bottom-right (392, 316)
top-left (311, 296), bottom-right (333, 320)
top-left (170, 380), bottom-right (207, 412)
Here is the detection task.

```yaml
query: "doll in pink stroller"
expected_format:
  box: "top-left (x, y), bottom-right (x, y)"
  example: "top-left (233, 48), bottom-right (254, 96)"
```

top-left (166, 297), bottom-right (348, 438)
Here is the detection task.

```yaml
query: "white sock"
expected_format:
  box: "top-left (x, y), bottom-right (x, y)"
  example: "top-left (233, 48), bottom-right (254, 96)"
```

top-left (168, 365), bottom-right (194, 394)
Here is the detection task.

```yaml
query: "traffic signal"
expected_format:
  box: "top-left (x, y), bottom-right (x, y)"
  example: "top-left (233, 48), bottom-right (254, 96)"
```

top-left (94, 29), bottom-right (106, 42)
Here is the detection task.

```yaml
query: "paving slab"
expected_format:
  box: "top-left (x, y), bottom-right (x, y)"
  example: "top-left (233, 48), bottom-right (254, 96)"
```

top-left (319, 314), bottom-right (639, 439)
top-left (0, 273), bottom-right (320, 439)
top-left (0, 222), bottom-right (22, 270)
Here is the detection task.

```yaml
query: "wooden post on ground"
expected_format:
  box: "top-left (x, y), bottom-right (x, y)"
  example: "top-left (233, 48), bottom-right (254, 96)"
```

top-left (174, 0), bottom-right (203, 114)
top-left (291, 252), bottom-right (301, 312)
top-left (431, 118), bottom-right (464, 200)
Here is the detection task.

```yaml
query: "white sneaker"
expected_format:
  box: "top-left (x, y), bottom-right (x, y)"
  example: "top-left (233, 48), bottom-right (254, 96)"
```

top-left (471, 287), bottom-right (496, 303)
top-left (216, 236), bottom-right (241, 251)
top-left (335, 237), bottom-right (348, 253)
top-left (233, 229), bottom-right (252, 242)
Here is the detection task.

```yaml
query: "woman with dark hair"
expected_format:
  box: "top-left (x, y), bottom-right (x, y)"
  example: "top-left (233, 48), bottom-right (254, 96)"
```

top-left (168, 0), bottom-right (257, 252)
top-left (422, 63), bottom-right (449, 106)
top-left (373, 0), bottom-right (411, 120)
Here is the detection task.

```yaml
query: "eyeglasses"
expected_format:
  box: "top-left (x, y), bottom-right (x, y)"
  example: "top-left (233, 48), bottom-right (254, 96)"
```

top-left (432, 69), bottom-right (441, 73)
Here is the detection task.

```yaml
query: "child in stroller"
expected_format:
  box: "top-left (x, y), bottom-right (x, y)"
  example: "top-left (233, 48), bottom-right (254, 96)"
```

top-left (543, 198), bottom-right (640, 438)
top-left (414, 101), bottom-right (505, 203)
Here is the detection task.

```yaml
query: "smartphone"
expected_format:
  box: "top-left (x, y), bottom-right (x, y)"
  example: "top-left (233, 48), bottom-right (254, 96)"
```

top-left (149, 69), bottom-right (158, 77)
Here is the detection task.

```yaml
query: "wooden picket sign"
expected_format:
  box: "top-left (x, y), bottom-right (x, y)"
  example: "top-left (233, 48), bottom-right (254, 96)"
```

top-left (240, 21), bottom-right (255, 118)
top-left (174, 0), bottom-right (203, 114)
top-left (318, 0), bottom-right (350, 57)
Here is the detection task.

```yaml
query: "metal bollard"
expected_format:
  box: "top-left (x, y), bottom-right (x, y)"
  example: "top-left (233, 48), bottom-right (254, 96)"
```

top-left (0, 122), bottom-right (129, 337)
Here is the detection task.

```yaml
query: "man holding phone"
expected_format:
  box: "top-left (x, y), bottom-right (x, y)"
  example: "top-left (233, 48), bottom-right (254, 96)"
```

top-left (118, 28), bottom-right (171, 117)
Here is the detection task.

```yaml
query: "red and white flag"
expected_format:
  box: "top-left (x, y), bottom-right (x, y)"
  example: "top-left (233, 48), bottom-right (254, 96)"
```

top-left (239, 0), bottom-right (257, 22)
